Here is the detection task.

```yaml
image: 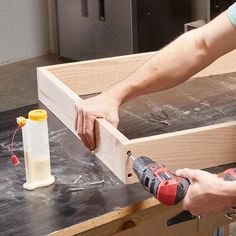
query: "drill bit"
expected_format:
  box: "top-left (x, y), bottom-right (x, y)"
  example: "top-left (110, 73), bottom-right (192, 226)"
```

top-left (127, 151), bottom-right (137, 161)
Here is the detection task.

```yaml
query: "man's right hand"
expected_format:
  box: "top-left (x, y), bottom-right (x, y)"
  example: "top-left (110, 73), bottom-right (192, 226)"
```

top-left (75, 93), bottom-right (120, 151)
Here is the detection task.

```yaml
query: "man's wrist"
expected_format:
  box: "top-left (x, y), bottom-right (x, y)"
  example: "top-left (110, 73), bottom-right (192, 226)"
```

top-left (221, 181), bottom-right (236, 207)
top-left (101, 87), bottom-right (124, 107)
top-left (223, 181), bottom-right (236, 220)
top-left (102, 81), bottom-right (133, 106)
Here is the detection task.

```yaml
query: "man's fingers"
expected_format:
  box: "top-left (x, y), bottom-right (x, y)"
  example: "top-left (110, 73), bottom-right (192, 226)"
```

top-left (78, 109), bottom-right (91, 150)
top-left (75, 104), bottom-right (97, 150)
top-left (74, 104), bottom-right (79, 131)
top-left (83, 113), bottom-right (96, 151)
top-left (175, 168), bottom-right (199, 183)
top-left (74, 96), bottom-right (119, 151)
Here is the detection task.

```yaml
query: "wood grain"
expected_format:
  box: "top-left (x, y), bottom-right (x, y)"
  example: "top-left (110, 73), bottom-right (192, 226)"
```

top-left (124, 121), bottom-right (236, 184)
top-left (48, 196), bottom-right (234, 236)
top-left (46, 49), bottom-right (236, 96)
top-left (95, 118), bottom-right (128, 182)
top-left (198, 212), bottom-right (233, 235)
top-left (37, 67), bottom-right (79, 137)
top-left (47, 52), bottom-right (153, 95)
top-left (37, 67), bottom-right (129, 183)
top-left (48, 198), bottom-right (197, 236)
top-left (38, 49), bottom-right (236, 184)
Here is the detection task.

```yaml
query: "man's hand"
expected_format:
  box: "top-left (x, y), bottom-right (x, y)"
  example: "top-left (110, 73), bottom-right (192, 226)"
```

top-left (176, 168), bottom-right (232, 216)
top-left (75, 93), bottom-right (120, 151)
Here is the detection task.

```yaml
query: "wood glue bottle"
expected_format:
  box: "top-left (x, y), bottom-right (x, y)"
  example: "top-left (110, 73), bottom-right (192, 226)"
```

top-left (17, 109), bottom-right (55, 190)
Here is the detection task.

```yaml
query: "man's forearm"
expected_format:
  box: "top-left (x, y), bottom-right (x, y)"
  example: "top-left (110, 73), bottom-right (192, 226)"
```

top-left (224, 181), bottom-right (236, 206)
top-left (103, 11), bottom-right (236, 106)
top-left (104, 29), bottom-right (209, 104)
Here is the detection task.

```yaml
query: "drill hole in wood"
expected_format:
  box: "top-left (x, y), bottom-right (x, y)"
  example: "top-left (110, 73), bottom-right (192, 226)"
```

top-left (121, 220), bottom-right (136, 230)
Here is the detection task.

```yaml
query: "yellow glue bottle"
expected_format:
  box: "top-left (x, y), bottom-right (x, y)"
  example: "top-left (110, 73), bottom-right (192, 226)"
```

top-left (17, 109), bottom-right (55, 190)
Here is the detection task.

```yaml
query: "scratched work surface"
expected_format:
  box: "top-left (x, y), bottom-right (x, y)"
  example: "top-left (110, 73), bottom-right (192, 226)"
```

top-left (118, 72), bottom-right (236, 139)
top-left (0, 104), bottom-right (150, 236)
top-left (1, 72), bottom-right (236, 235)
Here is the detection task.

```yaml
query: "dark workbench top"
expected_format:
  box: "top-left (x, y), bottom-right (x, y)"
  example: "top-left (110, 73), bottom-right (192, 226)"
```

top-left (2, 72), bottom-right (236, 235)
top-left (118, 72), bottom-right (236, 139)
top-left (0, 104), bottom-right (150, 236)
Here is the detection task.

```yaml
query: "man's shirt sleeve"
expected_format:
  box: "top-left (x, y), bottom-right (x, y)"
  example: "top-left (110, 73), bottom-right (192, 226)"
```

top-left (228, 3), bottom-right (236, 27)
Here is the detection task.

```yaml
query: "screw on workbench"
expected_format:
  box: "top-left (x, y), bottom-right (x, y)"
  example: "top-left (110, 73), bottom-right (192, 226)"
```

top-left (89, 180), bottom-right (104, 186)
top-left (69, 187), bottom-right (85, 192)
top-left (73, 175), bottom-right (82, 184)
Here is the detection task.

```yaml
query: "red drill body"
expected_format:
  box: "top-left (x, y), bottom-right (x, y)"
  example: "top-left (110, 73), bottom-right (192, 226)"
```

top-left (224, 168), bottom-right (236, 181)
top-left (129, 152), bottom-right (236, 205)
top-left (128, 152), bottom-right (190, 206)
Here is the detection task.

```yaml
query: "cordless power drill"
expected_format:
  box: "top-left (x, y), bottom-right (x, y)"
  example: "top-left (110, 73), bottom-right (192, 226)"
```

top-left (224, 168), bottom-right (236, 181)
top-left (128, 151), bottom-right (190, 206)
top-left (128, 151), bottom-right (236, 206)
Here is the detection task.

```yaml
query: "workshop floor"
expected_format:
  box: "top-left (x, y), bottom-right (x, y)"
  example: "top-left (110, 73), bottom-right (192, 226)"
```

top-left (0, 54), bottom-right (68, 112)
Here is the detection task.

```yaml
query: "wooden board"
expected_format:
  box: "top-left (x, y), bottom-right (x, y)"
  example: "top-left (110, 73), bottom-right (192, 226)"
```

top-left (37, 49), bottom-right (236, 184)
top-left (47, 52), bottom-right (154, 95)
top-left (48, 198), bottom-right (198, 236)
top-left (198, 211), bottom-right (234, 235)
top-left (47, 50), bottom-right (236, 95)
top-left (37, 67), bottom-right (129, 181)
top-left (124, 121), bottom-right (236, 184)
top-left (48, 196), bottom-right (233, 236)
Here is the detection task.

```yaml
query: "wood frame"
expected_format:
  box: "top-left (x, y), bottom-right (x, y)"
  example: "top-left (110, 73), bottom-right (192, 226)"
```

top-left (37, 50), bottom-right (236, 184)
